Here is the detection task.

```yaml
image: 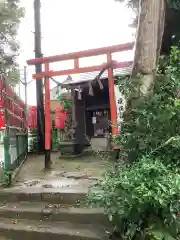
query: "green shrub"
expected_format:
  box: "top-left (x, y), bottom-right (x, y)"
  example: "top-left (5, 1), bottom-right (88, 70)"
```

top-left (116, 46), bottom-right (180, 165)
top-left (88, 157), bottom-right (180, 239)
top-left (87, 45), bottom-right (180, 239)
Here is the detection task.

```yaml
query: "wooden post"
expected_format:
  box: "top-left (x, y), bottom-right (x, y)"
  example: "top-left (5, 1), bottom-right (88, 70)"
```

top-left (34, 0), bottom-right (45, 154)
top-left (107, 53), bottom-right (117, 136)
top-left (44, 63), bottom-right (51, 169)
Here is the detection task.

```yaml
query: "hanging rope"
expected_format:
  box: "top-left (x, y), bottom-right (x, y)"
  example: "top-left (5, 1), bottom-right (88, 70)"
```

top-left (66, 75), bottom-right (72, 83)
top-left (78, 86), bottom-right (82, 100)
top-left (50, 76), bottom-right (65, 87)
top-left (97, 77), bottom-right (104, 90)
top-left (88, 81), bottom-right (93, 96)
top-left (94, 61), bottom-right (114, 89)
top-left (67, 86), bottom-right (70, 94)
top-left (50, 61), bottom-right (114, 93)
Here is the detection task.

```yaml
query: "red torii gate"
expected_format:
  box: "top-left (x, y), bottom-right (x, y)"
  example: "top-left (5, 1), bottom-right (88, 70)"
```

top-left (27, 42), bottom-right (134, 166)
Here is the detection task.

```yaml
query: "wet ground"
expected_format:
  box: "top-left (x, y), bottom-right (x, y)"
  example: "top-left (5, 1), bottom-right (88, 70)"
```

top-left (13, 152), bottom-right (108, 190)
top-left (0, 151), bottom-right (110, 240)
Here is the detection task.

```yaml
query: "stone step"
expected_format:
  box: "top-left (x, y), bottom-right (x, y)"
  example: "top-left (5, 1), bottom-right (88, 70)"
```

top-left (0, 187), bottom-right (88, 205)
top-left (0, 218), bottom-right (109, 240)
top-left (0, 202), bottom-right (108, 225)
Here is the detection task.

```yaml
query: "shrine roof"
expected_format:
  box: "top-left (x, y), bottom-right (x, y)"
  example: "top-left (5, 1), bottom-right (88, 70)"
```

top-left (61, 65), bottom-right (132, 86)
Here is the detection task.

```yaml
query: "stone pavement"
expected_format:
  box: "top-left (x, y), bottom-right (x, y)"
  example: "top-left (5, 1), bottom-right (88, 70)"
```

top-left (0, 152), bottom-right (110, 239)
top-left (13, 152), bottom-right (107, 189)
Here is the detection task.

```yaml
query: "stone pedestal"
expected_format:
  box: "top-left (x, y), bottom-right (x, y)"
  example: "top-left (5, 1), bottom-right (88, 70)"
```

top-left (58, 140), bottom-right (83, 156)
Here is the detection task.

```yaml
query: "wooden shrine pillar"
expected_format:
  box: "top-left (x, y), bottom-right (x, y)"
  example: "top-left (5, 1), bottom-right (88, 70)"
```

top-left (107, 53), bottom-right (117, 135)
top-left (44, 63), bottom-right (51, 168)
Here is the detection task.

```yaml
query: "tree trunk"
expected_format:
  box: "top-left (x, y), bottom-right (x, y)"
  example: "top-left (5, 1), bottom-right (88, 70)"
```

top-left (157, 0), bottom-right (166, 59)
top-left (129, 0), bottom-right (166, 106)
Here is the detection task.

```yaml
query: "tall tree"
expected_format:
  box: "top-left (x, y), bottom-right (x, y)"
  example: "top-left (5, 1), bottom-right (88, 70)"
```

top-left (116, 0), bottom-right (180, 53)
top-left (0, 0), bottom-right (24, 85)
top-left (120, 0), bottom-right (166, 107)
top-left (116, 0), bottom-right (166, 162)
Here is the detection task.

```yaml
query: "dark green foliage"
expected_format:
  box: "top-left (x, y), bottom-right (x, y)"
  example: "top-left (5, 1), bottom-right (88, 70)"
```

top-left (88, 158), bottom-right (180, 239)
top-left (51, 128), bottom-right (59, 150)
top-left (168, 0), bottom-right (180, 9)
top-left (118, 45), bottom-right (180, 164)
top-left (0, 0), bottom-right (24, 83)
top-left (57, 93), bottom-right (72, 110)
top-left (87, 46), bottom-right (180, 239)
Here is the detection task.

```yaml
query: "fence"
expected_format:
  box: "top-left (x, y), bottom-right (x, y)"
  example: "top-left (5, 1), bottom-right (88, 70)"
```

top-left (0, 76), bottom-right (28, 185)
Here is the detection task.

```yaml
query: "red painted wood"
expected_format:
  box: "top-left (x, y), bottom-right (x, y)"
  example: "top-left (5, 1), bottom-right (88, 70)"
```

top-left (32, 61), bottom-right (132, 79)
top-left (27, 42), bottom-right (134, 65)
top-left (107, 53), bottom-right (118, 135)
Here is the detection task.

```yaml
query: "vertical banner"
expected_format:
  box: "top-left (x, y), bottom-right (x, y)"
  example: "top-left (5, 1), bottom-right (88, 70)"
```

top-left (114, 85), bottom-right (124, 133)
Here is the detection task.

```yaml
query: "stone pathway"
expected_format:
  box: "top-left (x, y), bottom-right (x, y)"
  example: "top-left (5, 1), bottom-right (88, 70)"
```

top-left (14, 152), bottom-right (107, 189)
top-left (0, 153), bottom-right (110, 239)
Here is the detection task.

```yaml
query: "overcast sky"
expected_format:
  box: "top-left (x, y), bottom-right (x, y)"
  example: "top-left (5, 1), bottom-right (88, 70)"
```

top-left (18, 0), bottom-right (134, 105)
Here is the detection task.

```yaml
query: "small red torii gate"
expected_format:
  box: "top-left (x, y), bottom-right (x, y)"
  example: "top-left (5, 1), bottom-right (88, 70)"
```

top-left (27, 42), bottom-right (134, 166)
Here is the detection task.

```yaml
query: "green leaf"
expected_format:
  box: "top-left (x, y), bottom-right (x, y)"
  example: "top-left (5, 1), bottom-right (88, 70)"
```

top-left (149, 230), bottom-right (164, 240)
